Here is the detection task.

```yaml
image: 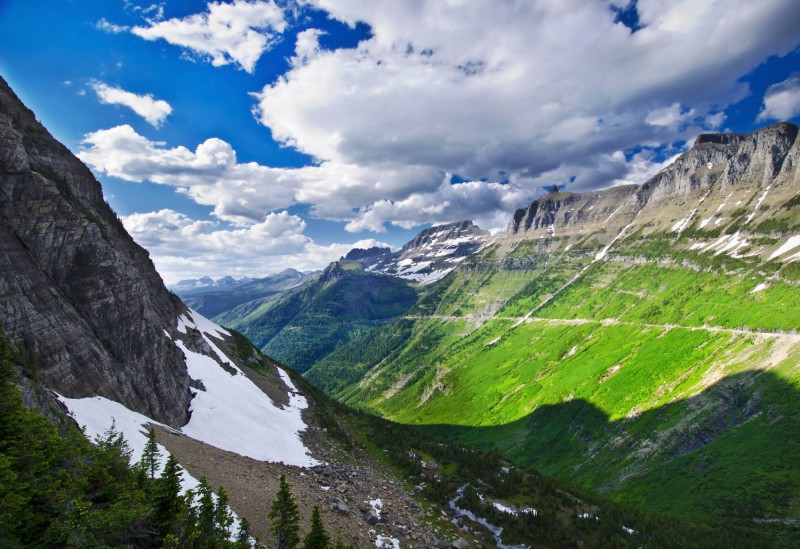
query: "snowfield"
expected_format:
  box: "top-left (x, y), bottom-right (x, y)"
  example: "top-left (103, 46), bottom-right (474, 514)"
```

top-left (60, 309), bottom-right (318, 470)
top-left (57, 393), bottom-right (202, 493)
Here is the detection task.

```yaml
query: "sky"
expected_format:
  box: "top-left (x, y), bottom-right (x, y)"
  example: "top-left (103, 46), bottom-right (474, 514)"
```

top-left (1, 0), bottom-right (799, 284)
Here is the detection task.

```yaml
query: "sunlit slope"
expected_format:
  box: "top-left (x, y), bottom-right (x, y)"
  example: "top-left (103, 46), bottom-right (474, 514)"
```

top-left (304, 123), bottom-right (800, 524)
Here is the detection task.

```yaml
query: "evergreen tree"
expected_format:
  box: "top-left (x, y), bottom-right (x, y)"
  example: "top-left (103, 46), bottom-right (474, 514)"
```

top-left (196, 479), bottom-right (218, 547)
top-left (269, 475), bottom-right (300, 549)
top-left (153, 454), bottom-right (184, 538)
top-left (301, 506), bottom-right (330, 549)
top-left (214, 485), bottom-right (234, 543)
top-left (235, 516), bottom-right (252, 547)
top-left (140, 427), bottom-right (161, 480)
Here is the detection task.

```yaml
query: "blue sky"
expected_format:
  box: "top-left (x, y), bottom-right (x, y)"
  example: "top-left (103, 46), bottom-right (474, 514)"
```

top-left (1, 0), bottom-right (799, 283)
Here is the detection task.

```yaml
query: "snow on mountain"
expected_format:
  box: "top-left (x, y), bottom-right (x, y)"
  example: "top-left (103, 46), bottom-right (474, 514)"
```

top-left (57, 393), bottom-right (203, 492)
top-left (344, 220), bottom-right (490, 284)
top-left (59, 309), bottom-right (319, 468)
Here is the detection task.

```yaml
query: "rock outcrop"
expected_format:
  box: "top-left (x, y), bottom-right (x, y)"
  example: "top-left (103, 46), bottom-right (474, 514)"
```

top-left (0, 76), bottom-right (192, 426)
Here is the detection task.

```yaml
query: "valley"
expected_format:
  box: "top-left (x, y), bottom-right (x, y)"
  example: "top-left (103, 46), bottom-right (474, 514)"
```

top-left (204, 121), bottom-right (800, 538)
top-left (2, 65), bottom-right (800, 546)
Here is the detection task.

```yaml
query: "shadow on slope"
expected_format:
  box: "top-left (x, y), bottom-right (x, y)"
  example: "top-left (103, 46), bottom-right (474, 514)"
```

top-left (418, 369), bottom-right (800, 531)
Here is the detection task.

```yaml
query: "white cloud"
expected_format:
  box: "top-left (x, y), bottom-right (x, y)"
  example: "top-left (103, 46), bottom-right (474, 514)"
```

top-left (78, 125), bottom-right (298, 224)
top-left (758, 74), bottom-right (800, 122)
top-left (131, 0), bottom-right (287, 73)
top-left (120, 208), bottom-right (389, 283)
top-left (96, 18), bottom-right (130, 34)
top-left (253, 0), bottom-right (800, 188)
top-left (83, 1), bottom-right (800, 238)
top-left (292, 28), bottom-right (325, 67)
top-left (78, 123), bottom-right (688, 235)
top-left (91, 82), bottom-right (173, 127)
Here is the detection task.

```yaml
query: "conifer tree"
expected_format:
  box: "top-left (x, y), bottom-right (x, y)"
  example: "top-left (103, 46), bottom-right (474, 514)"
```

top-left (153, 453), bottom-right (183, 538)
top-left (196, 478), bottom-right (218, 546)
top-left (301, 506), bottom-right (330, 549)
top-left (140, 427), bottom-right (161, 479)
top-left (235, 516), bottom-right (253, 547)
top-left (269, 475), bottom-right (300, 549)
top-left (214, 485), bottom-right (234, 542)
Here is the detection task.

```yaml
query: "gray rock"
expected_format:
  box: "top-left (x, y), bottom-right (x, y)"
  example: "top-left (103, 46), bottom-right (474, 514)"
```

top-left (0, 76), bottom-right (193, 426)
top-left (364, 509), bottom-right (380, 525)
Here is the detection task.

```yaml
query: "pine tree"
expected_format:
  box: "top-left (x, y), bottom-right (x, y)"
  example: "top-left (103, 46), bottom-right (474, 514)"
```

top-left (269, 475), bottom-right (300, 549)
top-left (214, 485), bottom-right (234, 542)
top-left (235, 516), bottom-right (252, 547)
top-left (140, 427), bottom-right (161, 480)
top-left (301, 506), bottom-right (330, 549)
top-left (196, 478), bottom-right (217, 547)
top-left (153, 453), bottom-right (183, 538)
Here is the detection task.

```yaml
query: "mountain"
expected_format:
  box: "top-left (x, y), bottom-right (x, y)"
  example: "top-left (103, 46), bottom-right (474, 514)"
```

top-left (0, 76), bottom-right (195, 426)
top-left (303, 122), bottom-right (800, 531)
top-left (205, 222), bottom-right (490, 374)
top-left (1, 74), bottom-right (795, 546)
top-left (218, 260), bottom-right (418, 373)
top-left (344, 220), bottom-right (490, 283)
top-left (171, 268), bottom-right (316, 318)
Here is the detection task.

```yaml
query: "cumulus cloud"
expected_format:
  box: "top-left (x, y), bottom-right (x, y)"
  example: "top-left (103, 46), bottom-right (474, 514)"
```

top-left (120, 208), bottom-right (389, 283)
top-left (91, 82), bottom-right (172, 127)
top-left (758, 74), bottom-right (800, 122)
top-left (78, 125), bottom-right (297, 224)
top-left (84, 1), bottom-right (800, 237)
top-left (253, 0), bottom-right (800, 190)
top-left (131, 0), bottom-right (287, 73)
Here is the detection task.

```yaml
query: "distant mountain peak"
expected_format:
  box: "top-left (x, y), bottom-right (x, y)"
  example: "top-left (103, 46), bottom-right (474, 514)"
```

top-left (345, 220), bottom-right (490, 284)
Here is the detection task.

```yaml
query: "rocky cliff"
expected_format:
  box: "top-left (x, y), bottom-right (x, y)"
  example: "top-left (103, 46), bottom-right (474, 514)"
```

top-left (506, 122), bottom-right (800, 262)
top-left (0, 76), bottom-right (192, 426)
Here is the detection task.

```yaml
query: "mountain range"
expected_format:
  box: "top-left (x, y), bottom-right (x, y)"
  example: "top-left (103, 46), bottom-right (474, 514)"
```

top-left (206, 119), bottom-right (800, 535)
top-left (2, 71), bottom-right (800, 547)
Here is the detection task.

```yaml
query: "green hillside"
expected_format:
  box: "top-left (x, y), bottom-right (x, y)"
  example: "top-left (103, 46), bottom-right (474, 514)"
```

top-left (219, 261), bottom-right (417, 372)
top-left (304, 234), bottom-right (800, 530)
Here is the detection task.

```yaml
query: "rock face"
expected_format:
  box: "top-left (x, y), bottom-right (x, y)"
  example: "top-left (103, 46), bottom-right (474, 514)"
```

top-left (506, 122), bottom-right (800, 254)
top-left (344, 220), bottom-right (490, 283)
top-left (0, 76), bottom-right (192, 426)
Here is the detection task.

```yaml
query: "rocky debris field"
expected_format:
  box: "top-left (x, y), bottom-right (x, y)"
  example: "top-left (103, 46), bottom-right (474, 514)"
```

top-left (153, 378), bottom-right (482, 548)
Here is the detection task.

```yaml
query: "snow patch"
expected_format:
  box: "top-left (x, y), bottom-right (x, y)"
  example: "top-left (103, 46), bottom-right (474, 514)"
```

top-left (369, 498), bottom-right (383, 518)
top-left (486, 336), bottom-right (502, 346)
top-left (745, 183), bottom-right (773, 224)
top-left (375, 534), bottom-right (400, 549)
top-left (768, 235), bottom-right (800, 260)
top-left (750, 282), bottom-right (769, 294)
top-left (177, 310), bottom-right (230, 339)
top-left (179, 340), bottom-right (318, 466)
top-left (57, 394), bottom-right (201, 493)
top-left (493, 502), bottom-right (518, 516)
top-left (671, 213), bottom-right (694, 233)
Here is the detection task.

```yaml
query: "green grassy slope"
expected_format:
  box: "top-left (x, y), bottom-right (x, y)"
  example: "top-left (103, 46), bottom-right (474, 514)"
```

top-left (306, 235), bottom-right (800, 532)
top-left (220, 261), bottom-right (417, 372)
